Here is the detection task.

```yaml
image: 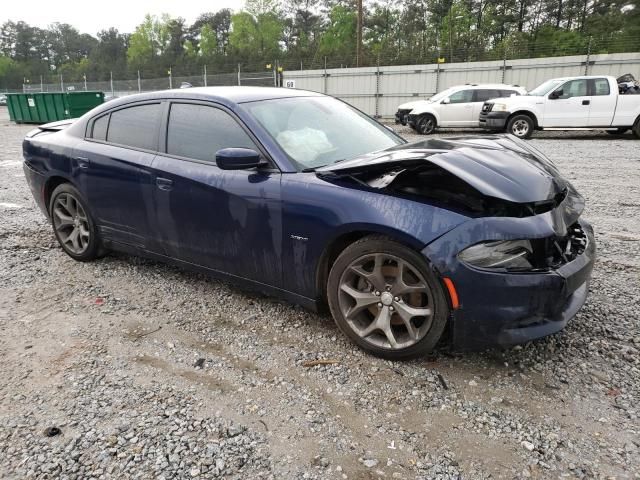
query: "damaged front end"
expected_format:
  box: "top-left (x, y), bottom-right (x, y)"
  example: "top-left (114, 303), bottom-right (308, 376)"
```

top-left (317, 135), bottom-right (596, 350)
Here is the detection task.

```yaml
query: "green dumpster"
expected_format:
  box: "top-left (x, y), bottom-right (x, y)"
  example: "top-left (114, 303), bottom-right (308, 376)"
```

top-left (6, 91), bottom-right (105, 124)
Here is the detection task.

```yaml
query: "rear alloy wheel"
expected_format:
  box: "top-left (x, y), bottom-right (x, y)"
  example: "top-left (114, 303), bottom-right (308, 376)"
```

top-left (327, 236), bottom-right (449, 359)
top-left (49, 183), bottom-right (102, 261)
top-left (507, 114), bottom-right (534, 139)
top-left (417, 114), bottom-right (436, 135)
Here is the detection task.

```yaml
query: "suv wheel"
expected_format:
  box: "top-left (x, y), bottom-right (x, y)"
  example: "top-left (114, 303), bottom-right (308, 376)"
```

top-left (417, 114), bottom-right (436, 135)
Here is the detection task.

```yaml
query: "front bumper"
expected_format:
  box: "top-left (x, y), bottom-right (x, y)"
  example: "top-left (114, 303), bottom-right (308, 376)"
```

top-left (423, 218), bottom-right (596, 351)
top-left (395, 109), bottom-right (411, 125)
top-left (479, 111), bottom-right (509, 130)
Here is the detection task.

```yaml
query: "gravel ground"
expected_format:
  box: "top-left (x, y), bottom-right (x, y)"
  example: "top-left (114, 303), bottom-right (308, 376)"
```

top-left (1, 106), bottom-right (639, 480)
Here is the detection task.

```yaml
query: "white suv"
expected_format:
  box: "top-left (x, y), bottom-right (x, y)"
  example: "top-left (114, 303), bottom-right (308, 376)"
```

top-left (395, 84), bottom-right (526, 134)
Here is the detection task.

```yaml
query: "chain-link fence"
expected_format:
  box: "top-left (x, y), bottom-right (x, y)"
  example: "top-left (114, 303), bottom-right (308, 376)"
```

top-left (22, 69), bottom-right (278, 96)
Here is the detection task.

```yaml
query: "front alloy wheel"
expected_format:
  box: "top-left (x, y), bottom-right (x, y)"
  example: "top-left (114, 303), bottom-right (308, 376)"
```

top-left (328, 236), bottom-right (449, 358)
top-left (417, 115), bottom-right (436, 135)
top-left (507, 114), bottom-right (534, 139)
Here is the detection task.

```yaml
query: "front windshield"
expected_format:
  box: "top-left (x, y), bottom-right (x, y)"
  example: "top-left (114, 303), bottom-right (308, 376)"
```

top-left (429, 87), bottom-right (457, 103)
top-left (241, 96), bottom-right (404, 170)
top-left (529, 79), bottom-right (564, 96)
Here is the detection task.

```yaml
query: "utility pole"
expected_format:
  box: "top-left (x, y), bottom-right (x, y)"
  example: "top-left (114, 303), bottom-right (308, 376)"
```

top-left (356, 0), bottom-right (363, 67)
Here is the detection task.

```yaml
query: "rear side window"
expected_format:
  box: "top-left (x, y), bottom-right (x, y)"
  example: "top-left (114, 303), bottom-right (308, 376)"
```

top-left (448, 89), bottom-right (474, 104)
top-left (592, 78), bottom-right (610, 96)
top-left (92, 114), bottom-right (109, 141)
top-left (166, 103), bottom-right (257, 163)
top-left (107, 103), bottom-right (161, 150)
top-left (474, 89), bottom-right (502, 102)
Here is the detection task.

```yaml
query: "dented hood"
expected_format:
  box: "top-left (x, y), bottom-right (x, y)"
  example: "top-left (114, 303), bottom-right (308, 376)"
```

top-left (317, 135), bottom-right (568, 204)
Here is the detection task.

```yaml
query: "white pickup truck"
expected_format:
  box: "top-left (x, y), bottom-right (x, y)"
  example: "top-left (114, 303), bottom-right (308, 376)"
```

top-left (479, 75), bottom-right (640, 138)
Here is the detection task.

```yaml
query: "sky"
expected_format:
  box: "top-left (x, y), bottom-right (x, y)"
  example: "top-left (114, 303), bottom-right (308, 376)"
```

top-left (3, 0), bottom-right (242, 35)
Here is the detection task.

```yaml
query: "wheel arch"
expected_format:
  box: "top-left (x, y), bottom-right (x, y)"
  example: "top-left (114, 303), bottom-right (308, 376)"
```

top-left (315, 227), bottom-right (426, 304)
top-left (507, 110), bottom-right (539, 128)
top-left (44, 175), bottom-right (75, 215)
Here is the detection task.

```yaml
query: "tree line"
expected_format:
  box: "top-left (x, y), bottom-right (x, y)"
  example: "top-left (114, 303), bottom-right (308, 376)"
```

top-left (1, 0), bottom-right (639, 89)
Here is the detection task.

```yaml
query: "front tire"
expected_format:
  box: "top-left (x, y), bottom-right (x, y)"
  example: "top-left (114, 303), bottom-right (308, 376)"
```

top-left (507, 114), bottom-right (534, 139)
top-left (327, 236), bottom-right (449, 359)
top-left (49, 183), bottom-right (102, 261)
top-left (416, 114), bottom-right (436, 135)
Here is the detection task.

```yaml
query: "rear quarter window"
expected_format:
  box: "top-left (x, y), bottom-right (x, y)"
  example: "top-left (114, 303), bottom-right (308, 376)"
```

top-left (91, 114), bottom-right (109, 141)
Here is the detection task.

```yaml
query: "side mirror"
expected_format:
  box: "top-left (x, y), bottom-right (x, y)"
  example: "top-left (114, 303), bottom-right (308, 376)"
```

top-left (441, 97), bottom-right (451, 104)
top-left (549, 89), bottom-right (562, 99)
top-left (216, 148), bottom-right (264, 170)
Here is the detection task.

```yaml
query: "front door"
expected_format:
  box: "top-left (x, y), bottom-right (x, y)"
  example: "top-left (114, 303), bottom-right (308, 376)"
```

top-left (544, 79), bottom-right (591, 127)
top-left (150, 102), bottom-right (283, 287)
top-left (439, 89), bottom-right (476, 127)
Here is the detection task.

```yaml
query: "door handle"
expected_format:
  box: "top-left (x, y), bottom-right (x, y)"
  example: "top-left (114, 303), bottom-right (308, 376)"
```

top-left (75, 157), bottom-right (90, 169)
top-left (156, 177), bottom-right (173, 191)
top-left (582, 100), bottom-right (590, 105)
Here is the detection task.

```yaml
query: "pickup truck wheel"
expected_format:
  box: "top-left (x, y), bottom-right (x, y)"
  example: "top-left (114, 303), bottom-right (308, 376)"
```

top-left (606, 128), bottom-right (628, 135)
top-left (417, 115), bottom-right (436, 135)
top-left (507, 114), bottom-right (534, 139)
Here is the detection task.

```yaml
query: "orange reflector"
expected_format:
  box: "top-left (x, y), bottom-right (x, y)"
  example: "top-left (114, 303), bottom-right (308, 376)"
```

top-left (443, 277), bottom-right (460, 309)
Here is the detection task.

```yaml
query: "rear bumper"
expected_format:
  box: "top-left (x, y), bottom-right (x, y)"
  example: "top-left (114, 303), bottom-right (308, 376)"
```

top-left (479, 111), bottom-right (509, 130)
top-left (23, 162), bottom-right (49, 217)
top-left (423, 218), bottom-right (596, 351)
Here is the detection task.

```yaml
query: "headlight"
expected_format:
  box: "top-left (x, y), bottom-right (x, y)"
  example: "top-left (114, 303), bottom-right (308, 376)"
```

top-left (458, 240), bottom-right (533, 270)
top-left (492, 103), bottom-right (508, 112)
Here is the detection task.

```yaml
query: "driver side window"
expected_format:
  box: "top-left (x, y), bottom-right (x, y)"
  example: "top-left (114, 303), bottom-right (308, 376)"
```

top-left (553, 79), bottom-right (588, 99)
top-left (448, 89), bottom-right (474, 104)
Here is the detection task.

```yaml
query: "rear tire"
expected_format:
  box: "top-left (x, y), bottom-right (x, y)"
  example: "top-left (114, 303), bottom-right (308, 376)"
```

top-left (507, 114), bottom-right (534, 139)
top-left (633, 118), bottom-right (640, 139)
top-left (49, 183), bottom-right (103, 262)
top-left (327, 236), bottom-right (449, 359)
top-left (416, 114), bottom-right (436, 135)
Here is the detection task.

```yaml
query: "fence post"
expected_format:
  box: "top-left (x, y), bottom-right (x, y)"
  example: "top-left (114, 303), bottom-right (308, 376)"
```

top-left (375, 55), bottom-right (381, 119)
top-left (204, 64), bottom-right (207, 87)
top-left (168, 67), bottom-right (173, 89)
top-left (40, 75), bottom-right (43, 93)
top-left (502, 47), bottom-right (507, 83)
top-left (585, 36), bottom-right (592, 75)
top-left (60, 74), bottom-right (64, 92)
top-left (83, 74), bottom-right (87, 91)
top-left (137, 70), bottom-right (141, 92)
top-left (273, 59), bottom-right (277, 87)
top-left (323, 56), bottom-right (328, 94)
top-left (237, 64), bottom-right (241, 86)
top-left (435, 63), bottom-right (440, 94)
top-left (110, 71), bottom-right (114, 96)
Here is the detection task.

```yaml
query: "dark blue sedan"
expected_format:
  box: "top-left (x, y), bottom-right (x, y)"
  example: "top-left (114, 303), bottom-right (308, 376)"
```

top-left (21, 87), bottom-right (595, 358)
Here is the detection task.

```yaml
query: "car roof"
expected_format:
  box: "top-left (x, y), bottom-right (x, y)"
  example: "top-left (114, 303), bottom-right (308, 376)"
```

top-left (102, 86), bottom-right (323, 110)
top-left (450, 84), bottom-right (524, 90)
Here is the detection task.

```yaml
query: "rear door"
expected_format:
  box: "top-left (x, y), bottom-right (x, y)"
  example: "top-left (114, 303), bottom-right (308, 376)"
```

top-left (439, 89), bottom-right (475, 127)
top-left (587, 78), bottom-right (617, 126)
top-left (544, 79), bottom-right (590, 127)
top-left (150, 101), bottom-right (283, 287)
top-left (74, 102), bottom-right (161, 251)
top-left (472, 89), bottom-right (502, 125)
